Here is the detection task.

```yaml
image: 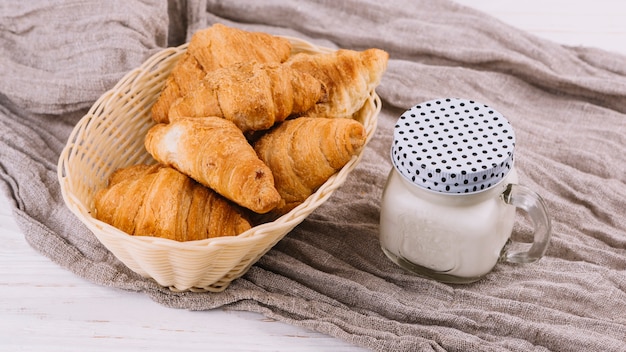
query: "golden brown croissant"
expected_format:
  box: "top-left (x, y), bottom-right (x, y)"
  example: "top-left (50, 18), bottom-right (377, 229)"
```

top-left (94, 164), bottom-right (252, 241)
top-left (168, 62), bottom-right (327, 133)
top-left (286, 48), bottom-right (388, 119)
top-left (188, 23), bottom-right (292, 73)
top-left (253, 117), bottom-right (367, 214)
top-left (151, 53), bottom-right (207, 124)
top-left (151, 24), bottom-right (292, 124)
top-left (144, 117), bottom-right (281, 214)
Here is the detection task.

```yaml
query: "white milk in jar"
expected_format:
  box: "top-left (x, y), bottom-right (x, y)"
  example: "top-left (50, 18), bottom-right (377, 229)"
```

top-left (379, 98), bottom-right (551, 283)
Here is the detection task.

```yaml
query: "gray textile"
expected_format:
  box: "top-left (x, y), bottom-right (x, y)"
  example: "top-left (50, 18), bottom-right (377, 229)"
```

top-left (1, 0), bottom-right (625, 350)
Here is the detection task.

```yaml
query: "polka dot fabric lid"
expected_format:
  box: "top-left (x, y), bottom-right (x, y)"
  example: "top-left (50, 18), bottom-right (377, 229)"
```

top-left (391, 98), bottom-right (516, 193)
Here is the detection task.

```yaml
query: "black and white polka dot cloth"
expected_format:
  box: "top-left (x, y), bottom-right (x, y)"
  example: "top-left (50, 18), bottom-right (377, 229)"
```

top-left (391, 98), bottom-right (516, 193)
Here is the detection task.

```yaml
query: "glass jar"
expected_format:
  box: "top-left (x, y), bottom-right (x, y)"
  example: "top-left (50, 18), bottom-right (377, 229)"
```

top-left (379, 98), bottom-right (551, 283)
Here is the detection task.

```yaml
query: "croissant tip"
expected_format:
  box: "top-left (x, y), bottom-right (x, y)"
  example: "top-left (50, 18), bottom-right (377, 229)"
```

top-left (346, 122), bottom-right (367, 153)
top-left (254, 188), bottom-right (282, 214)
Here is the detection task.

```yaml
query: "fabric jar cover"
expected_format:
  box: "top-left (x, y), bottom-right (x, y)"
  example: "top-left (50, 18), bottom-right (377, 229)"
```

top-left (391, 98), bottom-right (516, 193)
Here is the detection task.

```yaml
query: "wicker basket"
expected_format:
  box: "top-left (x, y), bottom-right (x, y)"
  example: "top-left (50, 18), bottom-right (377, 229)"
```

top-left (57, 36), bottom-right (382, 292)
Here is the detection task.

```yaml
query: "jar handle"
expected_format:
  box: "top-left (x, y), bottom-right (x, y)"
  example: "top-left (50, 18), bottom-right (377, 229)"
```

top-left (501, 184), bottom-right (552, 264)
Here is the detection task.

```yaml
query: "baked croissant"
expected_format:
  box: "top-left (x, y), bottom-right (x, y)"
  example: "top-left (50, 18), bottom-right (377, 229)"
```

top-left (144, 117), bottom-right (281, 214)
top-left (151, 24), bottom-right (292, 124)
top-left (151, 53), bottom-right (207, 123)
top-left (94, 164), bottom-right (252, 241)
top-left (168, 62), bottom-right (327, 133)
top-left (253, 117), bottom-right (367, 214)
top-left (188, 23), bottom-right (292, 74)
top-left (286, 48), bottom-right (388, 119)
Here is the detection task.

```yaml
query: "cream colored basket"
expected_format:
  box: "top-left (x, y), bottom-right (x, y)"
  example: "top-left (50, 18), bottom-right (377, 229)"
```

top-left (58, 36), bottom-right (382, 292)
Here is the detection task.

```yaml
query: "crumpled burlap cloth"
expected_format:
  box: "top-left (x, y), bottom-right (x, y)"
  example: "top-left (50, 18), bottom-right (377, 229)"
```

top-left (1, 1), bottom-right (625, 351)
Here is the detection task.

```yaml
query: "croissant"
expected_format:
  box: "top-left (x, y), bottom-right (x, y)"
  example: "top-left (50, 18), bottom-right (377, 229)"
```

top-left (253, 117), bottom-right (367, 214)
top-left (151, 24), bottom-right (292, 124)
top-left (151, 53), bottom-right (208, 123)
top-left (188, 23), bottom-right (292, 74)
top-left (144, 117), bottom-right (281, 214)
top-left (94, 164), bottom-right (252, 241)
top-left (168, 62), bottom-right (327, 133)
top-left (286, 48), bottom-right (388, 119)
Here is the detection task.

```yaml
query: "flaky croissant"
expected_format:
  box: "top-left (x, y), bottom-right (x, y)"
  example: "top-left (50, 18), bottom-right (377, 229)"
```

top-left (188, 23), bottom-right (292, 74)
top-left (168, 62), bottom-right (327, 133)
top-left (144, 117), bottom-right (281, 214)
top-left (286, 48), bottom-right (388, 119)
top-left (94, 164), bottom-right (252, 241)
top-left (151, 53), bottom-right (207, 124)
top-left (151, 24), bottom-right (292, 124)
top-left (253, 117), bottom-right (367, 214)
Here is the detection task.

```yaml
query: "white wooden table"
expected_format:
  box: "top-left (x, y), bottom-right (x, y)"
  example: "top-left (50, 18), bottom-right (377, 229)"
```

top-left (2, 2), bottom-right (625, 351)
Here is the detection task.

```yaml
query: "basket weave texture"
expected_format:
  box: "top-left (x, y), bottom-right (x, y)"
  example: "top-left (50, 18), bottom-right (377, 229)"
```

top-left (58, 36), bottom-right (381, 292)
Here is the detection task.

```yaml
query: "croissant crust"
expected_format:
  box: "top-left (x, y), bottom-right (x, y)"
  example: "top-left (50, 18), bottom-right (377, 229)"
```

top-left (254, 117), bottom-right (367, 214)
top-left (168, 62), bottom-right (327, 133)
top-left (94, 164), bottom-right (252, 241)
top-left (144, 117), bottom-right (281, 214)
top-left (151, 23), bottom-right (292, 124)
top-left (287, 48), bottom-right (388, 119)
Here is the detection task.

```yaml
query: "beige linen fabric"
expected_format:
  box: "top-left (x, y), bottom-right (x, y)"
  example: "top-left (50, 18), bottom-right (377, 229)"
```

top-left (1, 1), bottom-right (625, 351)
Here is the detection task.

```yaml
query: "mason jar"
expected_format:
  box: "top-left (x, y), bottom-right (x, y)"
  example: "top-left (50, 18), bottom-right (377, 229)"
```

top-left (379, 98), bottom-right (551, 283)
